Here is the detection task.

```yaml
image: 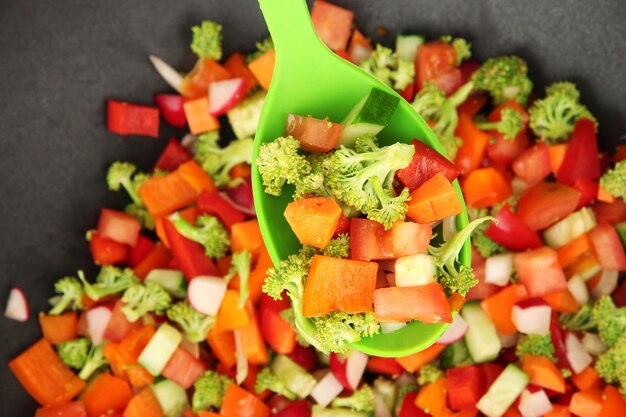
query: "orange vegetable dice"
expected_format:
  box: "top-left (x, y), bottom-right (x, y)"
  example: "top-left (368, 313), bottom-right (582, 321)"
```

top-left (406, 173), bottom-right (462, 223)
top-left (284, 197), bottom-right (342, 248)
top-left (183, 97), bottom-right (220, 135)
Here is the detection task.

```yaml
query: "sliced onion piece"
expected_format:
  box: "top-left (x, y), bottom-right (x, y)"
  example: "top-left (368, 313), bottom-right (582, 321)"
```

top-left (567, 274), bottom-right (589, 305)
top-left (581, 332), bottom-right (607, 356)
top-left (234, 330), bottom-right (248, 385)
top-left (590, 270), bottom-right (618, 300)
top-left (310, 371), bottom-right (344, 407)
top-left (149, 55), bottom-right (183, 93)
top-left (380, 322), bottom-right (407, 334)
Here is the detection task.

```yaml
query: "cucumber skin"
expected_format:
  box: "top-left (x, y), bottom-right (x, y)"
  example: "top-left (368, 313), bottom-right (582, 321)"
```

top-left (151, 379), bottom-right (189, 417)
top-left (138, 323), bottom-right (182, 376)
top-left (395, 34), bottom-right (425, 63)
top-left (461, 302), bottom-right (502, 363)
top-left (339, 88), bottom-right (400, 146)
top-left (440, 339), bottom-right (474, 369)
top-left (477, 364), bottom-right (529, 417)
top-left (270, 355), bottom-right (317, 399)
top-left (145, 269), bottom-right (186, 298)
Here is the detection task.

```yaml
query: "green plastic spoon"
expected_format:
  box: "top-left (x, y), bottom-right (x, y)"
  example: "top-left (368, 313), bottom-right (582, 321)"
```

top-left (251, 0), bottom-right (470, 357)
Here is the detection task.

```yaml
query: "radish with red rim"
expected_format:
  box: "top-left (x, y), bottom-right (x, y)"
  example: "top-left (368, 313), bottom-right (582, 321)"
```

top-left (512, 299), bottom-right (552, 335)
top-left (208, 78), bottom-right (246, 116)
top-left (517, 386), bottom-right (553, 417)
top-left (565, 332), bottom-right (593, 374)
top-left (438, 314), bottom-right (468, 344)
top-left (310, 371), bottom-right (344, 407)
top-left (187, 275), bottom-right (227, 316)
top-left (86, 304), bottom-right (113, 345)
top-left (330, 350), bottom-right (368, 391)
top-left (4, 287), bottom-right (29, 322)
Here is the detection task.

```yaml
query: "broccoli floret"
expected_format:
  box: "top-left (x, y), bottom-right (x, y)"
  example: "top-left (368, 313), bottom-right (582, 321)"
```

top-left (592, 295), bottom-right (626, 348)
top-left (529, 82), bottom-right (596, 144)
top-left (79, 267), bottom-right (139, 301)
top-left (360, 44), bottom-right (415, 90)
top-left (124, 203), bottom-right (155, 230)
top-left (190, 21), bottom-right (222, 60)
top-left (411, 82), bottom-right (474, 159)
top-left (121, 282), bottom-right (172, 322)
top-left (324, 137), bottom-right (414, 230)
top-left (170, 213), bottom-right (230, 258)
top-left (595, 333), bottom-right (626, 397)
top-left (323, 234), bottom-right (350, 258)
top-left (476, 107), bottom-right (525, 140)
top-left (192, 371), bottom-right (233, 412)
top-left (441, 35), bottom-right (472, 66)
top-left (417, 361), bottom-right (443, 385)
top-left (516, 334), bottom-right (556, 362)
top-left (600, 160), bottom-right (626, 200)
top-left (472, 56), bottom-right (533, 105)
top-left (194, 134), bottom-right (254, 188)
top-left (331, 384), bottom-right (376, 413)
top-left (429, 217), bottom-right (493, 295)
top-left (49, 277), bottom-right (84, 315)
top-left (257, 136), bottom-right (312, 196)
top-left (468, 208), bottom-right (505, 258)
top-left (225, 250), bottom-right (252, 308)
top-left (78, 344), bottom-right (108, 380)
top-left (315, 312), bottom-right (380, 354)
top-left (254, 366), bottom-right (297, 399)
top-left (57, 338), bottom-right (91, 370)
top-left (167, 301), bottom-right (215, 343)
top-left (560, 302), bottom-right (596, 331)
top-left (247, 37), bottom-right (274, 63)
top-left (107, 162), bottom-right (154, 229)
top-left (293, 154), bottom-right (335, 200)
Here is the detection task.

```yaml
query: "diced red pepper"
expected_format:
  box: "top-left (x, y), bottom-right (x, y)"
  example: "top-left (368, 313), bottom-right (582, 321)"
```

top-left (89, 232), bottom-right (128, 266)
top-left (400, 82), bottom-right (416, 102)
top-left (153, 138), bottom-right (193, 172)
top-left (154, 94), bottom-right (187, 128)
top-left (446, 365), bottom-right (485, 411)
top-left (259, 295), bottom-right (296, 355)
top-left (128, 235), bottom-right (156, 268)
top-left (593, 200), bottom-right (626, 224)
top-left (399, 392), bottom-right (429, 417)
top-left (556, 118), bottom-right (600, 186)
top-left (486, 204), bottom-right (544, 251)
top-left (573, 179), bottom-right (599, 210)
top-left (162, 218), bottom-right (219, 280)
top-left (480, 363), bottom-right (504, 389)
top-left (287, 344), bottom-right (317, 372)
top-left (274, 400), bottom-right (311, 417)
top-left (333, 213), bottom-right (351, 237)
top-left (107, 100), bottom-right (159, 138)
top-left (197, 191), bottom-right (245, 231)
top-left (550, 314), bottom-right (572, 372)
top-left (487, 131), bottom-right (530, 167)
top-left (367, 356), bottom-right (405, 376)
top-left (396, 139), bottom-right (460, 192)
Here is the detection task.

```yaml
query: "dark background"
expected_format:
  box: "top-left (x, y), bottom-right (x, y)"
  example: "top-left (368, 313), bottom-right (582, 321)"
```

top-left (1, 0), bottom-right (624, 414)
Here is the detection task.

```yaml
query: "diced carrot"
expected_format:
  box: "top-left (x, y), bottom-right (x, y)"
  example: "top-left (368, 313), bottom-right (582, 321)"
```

top-left (239, 302), bottom-right (269, 365)
top-left (198, 412), bottom-right (221, 417)
top-left (415, 377), bottom-right (447, 416)
top-left (396, 343), bottom-right (446, 373)
top-left (406, 173), bottom-right (462, 223)
top-left (521, 354), bottom-right (566, 393)
top-left (564, 252), bottom-right (601, 279)
top-left (557, 234), bottom-right (592, 268)
top-left (207, 329), bottom-right (236, 369)
top-left (570, 387), bottom-right (603, 417)
top-left (302, 255), bottom-right (378, 317)
top-left (35, 402), bottom-right (87, 417)
top-left (213, 290), bottom-right (251, 333)
top-left (571, 366), bottom-right (601, 391)
top-left (544, 405), bottom-right (571, 417)
top-left (543, 289), bottom-right (579, 314)
top-left (247, 245), bottom-right (274, 305)
top-left (284, 197), bottom-right (342, 248)
top-left (373, 283), bottom-right (452, 324)
top-left (39, 312), bottom-right (78, 345)
top-left (220, 384), bottom-right (270, 417)
top-left (224, 53), bottom-right (258, 94)
top-left (597, 186), bottom-right (616, 203)
top-left (133, 244), bottom-right (171, 279)
top-left (598, 385), bottom-right (626, 417)
top-left (231, 220), bottom-right (265, 263)
top-left (155, 206), bottom-right (198, 248)
top-left (455, 112), bottom-right (491, 176)
top-left (549, 144), bottom-right (569, 175)
top-left (183, 97), bottom-right (220, 135)
top-left (82, 373), bottom-right (132, 417)
top-left (123, 387), bottom-right (165, 417)
top-left (8, 339), bottom-right (86, 406)
top-left (103, 325), bottom-right (156, 388)
top-left (177, 160), bottom-right (217, 194)
top-left (462, 167), bottom-right (512, 208)
top-left (480, 284), bottom-right (528, 336)
top-left (229, 163), bottom-right (252, 181)
top-left (247, 49), bottom-right (275, 91)
top-left (347, 29), bottom-right (371, 58)
top-left (181, 58), bottom-right (232, 99)
top-left (138, 170), bottom-right (199, 218)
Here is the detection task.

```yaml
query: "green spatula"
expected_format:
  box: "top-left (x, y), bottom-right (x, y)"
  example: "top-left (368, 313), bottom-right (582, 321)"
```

top-left (251, 0), bottom-right (470, 357)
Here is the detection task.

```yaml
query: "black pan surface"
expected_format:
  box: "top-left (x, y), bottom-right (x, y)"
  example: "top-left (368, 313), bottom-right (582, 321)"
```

top-left (1, 0), bottom-right (625, 414)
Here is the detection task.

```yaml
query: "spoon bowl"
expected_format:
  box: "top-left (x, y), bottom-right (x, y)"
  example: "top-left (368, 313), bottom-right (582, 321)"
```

top-left (252, 0), bottom-right (470, 356)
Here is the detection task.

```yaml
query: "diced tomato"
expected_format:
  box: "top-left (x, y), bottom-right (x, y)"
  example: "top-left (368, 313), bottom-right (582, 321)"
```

top-left (593, 200), bottom-right (626, 224)
top-left (466, 263), bottom-right (499, 301)
top-left (259, 295), bottom-right (296, 355)
top-left (374, 283), bottom-right (452, 324)
top-left (333, 213), bottom-right (350, 237)
top-left (487, 131), bottom-right (530, 166)
top-left (367, 356), bottom-right (405, 376)
top-left (416, 41), bottom-right (462, 95)
top-left (35, 402), bottom-right (87, 417)
top-left (512, 143), bottom-right (552, 187)
top-left (180, 58), bottom-right (231, 99)
top-left (396, 139), bottom-right (460, 192)
top-left (399, 392), bottom-right (429, 417)
top-left (556, 118), bottom-right (600, 186)
top-left (103, 300), bottom-right (142, 343)
top-left (350, 218), bottom-right (431, 261)
top-left (613, 281), bottom-right (626, 307)
top-left (197, 191), bottom-right (245, 230)
top-left (486, 204), bottom-right (544, 251)
top-left (517, 182), bottom-right (581, 231)
top-left (128, 234), bottom-right (156, 268)
top-left (274, 400), bottom-right (311, 417)
top-left (153, 137), bottom-right (193, 172)
top-left (587, 221), bottom-right (626, 271)
top-left (284, 114), bottom-right (343, 153)
top-left (514, 247), bottom-right (567, 297)
top-left (310, 0), bottom-right (354, 51)
top-left (107, 100), bottom-right (159, 138)
top-left (161, 347), bottom-right (205, 389)
top-left (287, 344), bottom-right (318, 372)
top-left (154, 94), bottom-right (187, 128)
top-left (446, 365), bottom-right (486, 411)
top-left (97, 208), bottom-right (141, 247)
top-left (89, 232), bottom-right (128, 266)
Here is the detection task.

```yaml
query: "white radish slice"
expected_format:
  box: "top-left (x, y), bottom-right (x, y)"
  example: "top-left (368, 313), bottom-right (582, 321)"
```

top-left (567, 275), bottom-right (589, 305)
top-left (565, 332), bottom-right (593, 374)
top-left (86, 304), bottom-right (113, 345)
top-left (330, 350), bottom-right (368, 391)
top-left (187, 276), bottom-right (227, 316)
top-left (380, 322), bottom-right (407, 334)
top-left (234, 330), bottom-right (248, 385)
top-left (512, 299), bottom-right (552, 335)
top-left (485, 253), bottom-right (514, 286)
top-left (208, 78), bottom-right (246, 116)
top-left (4, 287), bottom-right (29, 322)
top-left (582, 332), bottom-right (607, 356)
top-left (518, 387), bottom-right (553, 417)
top-left (149, 55), bottom-right (183, 93)
top-left (310, 371), bottom-right (344, 407)
top-left (499, 331), bottom-right (519, 349)
top-left (590, 270), bottom-right (618, 300)
top-left (438, 315), bottom-right (468, 344)
top-left (349, 44), bottom-right (372, 64)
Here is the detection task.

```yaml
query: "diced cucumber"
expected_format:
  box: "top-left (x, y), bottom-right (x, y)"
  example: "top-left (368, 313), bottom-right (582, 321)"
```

top-left (270, 354), bottom-right (317, 398)
top-left (374, 377), bottom-right (397, 413)
top-left (477, 364), bottom-right (529, 417)
top-left (461, 302), bottom-right (502, 363)
top-left (151, 379), bottom-right (189, 417)
top-left (395, 34), bottom-right (425, 63)
top-left (543, 207), bottom-right (596, 248)
top-left (145, 269), bottom-right (186, 299)
top-left (394, 254), bottom-right (436, 287)
top-left (226, 90), bottom-right (266, 139)
top-left (138, 323), bottom-right (182, 376)
top-left (339, 88), bottom-right (400, 147)
top-left (439, 339), bottom-right (474, 369)
top-left (311, 405), bottom-right (369, 417)
top-left (616, 221), bottom-right (626, 247)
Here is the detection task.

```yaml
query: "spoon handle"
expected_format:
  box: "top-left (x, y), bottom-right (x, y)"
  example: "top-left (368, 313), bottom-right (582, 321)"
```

top-left (258, 0), bottom-right (321, 60)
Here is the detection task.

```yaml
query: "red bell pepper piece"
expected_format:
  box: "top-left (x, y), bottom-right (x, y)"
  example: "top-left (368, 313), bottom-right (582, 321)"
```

top-left (259, 295), bottom-right (296, 355)
top-left (613, 280), bottom-right (626, 307)
top-left (396, 139), bottom-right (460, 192)
top-left (128, 235), bottom-right (156, 268)
top-left (415, 41), bottom-right (462, 95)
top-left (486, 204), bottom-right (543, 251)
top-left (480, 362), bottom-right (504, 389)
top-left (333, 213), bottom-right (351, 237)
top-left (446, 365), bottom-right (486, 411)
top-left (274, 400), bottom-right (311, 417)
top-left (310, 0), bottom-right (354, 51)
top-left (399, 392), bottom-right (429, 417)
top-left (162, 218), bottom-right (219, 280)
top-left (107, 100), bottom-right (159, 138)
top-left (460, 60), bottom-right (480, 84)
top-left (367, 356), bottom-right (405, 376)
top-left (90, 232), bottom-right (128, 266)
top-left (97, 208), bottom-right (141, 247)
top-left (287, 344), bottom-right (317, 372)
top-left (197, 191), bottom-right (245, 230)
top-left (550, 314), bottom-right (571, 372)
top-left (573, 179), bottom-right (599, 210)
top-left (154, 94), bottom-right (187, 128)
top-left (400, 82), bottom-right (416, 102)
top-left (153, 138), bottom-right (193, 172)
top-left (556, 118), bottom-right (600, 185)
